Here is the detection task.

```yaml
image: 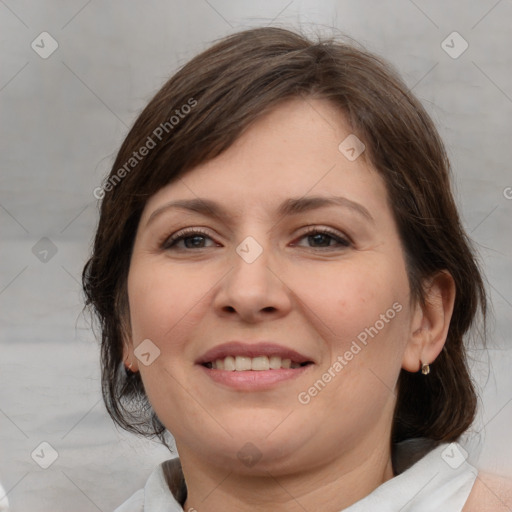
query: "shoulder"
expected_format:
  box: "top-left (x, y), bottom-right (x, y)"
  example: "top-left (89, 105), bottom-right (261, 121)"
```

top-left (463, 472), bottom-right (512, 511)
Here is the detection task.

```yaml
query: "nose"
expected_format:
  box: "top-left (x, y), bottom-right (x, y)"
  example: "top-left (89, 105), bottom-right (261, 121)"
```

top-left (212, 237), bottom-right (293, 323)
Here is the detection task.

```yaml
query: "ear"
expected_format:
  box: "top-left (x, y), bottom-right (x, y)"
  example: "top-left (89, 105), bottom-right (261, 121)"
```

top-left (402, 270), bottom-right (456, 373)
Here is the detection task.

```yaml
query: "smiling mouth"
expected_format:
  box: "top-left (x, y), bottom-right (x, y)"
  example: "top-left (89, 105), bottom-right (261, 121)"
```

top-left (202, 355), bottom-right (313, 371)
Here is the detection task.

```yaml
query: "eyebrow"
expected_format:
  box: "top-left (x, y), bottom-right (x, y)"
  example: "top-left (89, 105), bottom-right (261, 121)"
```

top-left (146, 195), bottom-right (375, 227)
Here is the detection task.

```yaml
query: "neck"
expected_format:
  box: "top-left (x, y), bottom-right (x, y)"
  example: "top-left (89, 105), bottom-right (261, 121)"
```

top-left (179, 436), bottom-right (395, 512)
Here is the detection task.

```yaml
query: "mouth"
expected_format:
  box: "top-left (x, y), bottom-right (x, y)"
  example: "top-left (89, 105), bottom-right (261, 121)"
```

top-left (195, 341), bottom-right (315, 390)
top-left (202, 355), bottom-right (312, 371)
top-left (196, 341), bottom-right (315, 369)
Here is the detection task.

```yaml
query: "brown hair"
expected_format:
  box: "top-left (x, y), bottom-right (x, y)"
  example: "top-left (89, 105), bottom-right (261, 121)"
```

top-left (82, 26), bottom-right (487, 449)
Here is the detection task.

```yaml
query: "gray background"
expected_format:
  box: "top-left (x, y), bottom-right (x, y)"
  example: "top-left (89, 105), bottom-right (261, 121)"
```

top-left (1, 1), bottom-right (511, 510)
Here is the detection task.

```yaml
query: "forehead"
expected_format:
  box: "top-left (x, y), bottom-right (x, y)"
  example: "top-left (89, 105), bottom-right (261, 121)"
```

top-left (140, 98), bottom-right (390, 222)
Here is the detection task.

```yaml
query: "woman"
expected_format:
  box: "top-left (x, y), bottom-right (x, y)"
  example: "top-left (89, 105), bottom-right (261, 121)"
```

top-left (83, 27), bottom-right (512, 511)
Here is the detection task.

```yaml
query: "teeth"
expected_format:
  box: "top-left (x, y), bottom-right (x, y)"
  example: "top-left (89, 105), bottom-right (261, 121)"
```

top-left (269, 356), bottom-right (281, 369)
top-left (252, 356), bottom-right (269, 371)
top-left (235, 356), bottom-right (252, 371)
top-left (224, 356), bottom-right (236, 371)
top-left (210, 355), bottom-right (305, 371)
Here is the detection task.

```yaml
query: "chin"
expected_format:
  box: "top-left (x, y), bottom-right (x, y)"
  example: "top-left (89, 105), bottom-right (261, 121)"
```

top-left (190, 425), bottom-right (317, 475)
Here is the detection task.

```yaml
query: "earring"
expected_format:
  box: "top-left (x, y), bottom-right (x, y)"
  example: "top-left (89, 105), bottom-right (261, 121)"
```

top-left (125, 360), bottom-right (134, 372)
top-left (421, 362), bottom-right (430, 375)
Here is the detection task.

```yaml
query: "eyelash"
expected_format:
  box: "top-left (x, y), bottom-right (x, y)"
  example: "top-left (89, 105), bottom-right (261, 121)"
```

top-left (162, 226), bottom-right (352, 251)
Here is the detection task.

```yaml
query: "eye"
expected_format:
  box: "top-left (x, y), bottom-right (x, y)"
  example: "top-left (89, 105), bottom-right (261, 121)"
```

top-left (291, 226), bottom-right (351, 250)
top-left (162, 226), bottom-right (352, 251)
top-left (162, 228), bottom-right (218, 250)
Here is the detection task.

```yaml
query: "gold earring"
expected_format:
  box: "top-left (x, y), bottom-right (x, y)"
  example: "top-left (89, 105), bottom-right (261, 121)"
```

top-left (421, 362), bottom-right (430, 375)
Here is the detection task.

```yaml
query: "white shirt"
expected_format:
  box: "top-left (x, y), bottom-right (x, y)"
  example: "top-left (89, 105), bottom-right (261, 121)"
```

top-left (114, 441), bottom-right (478, 512)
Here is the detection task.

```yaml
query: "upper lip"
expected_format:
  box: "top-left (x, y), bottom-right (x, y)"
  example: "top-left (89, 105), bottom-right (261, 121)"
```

top-left (195, 341), bottom-right (315, 365)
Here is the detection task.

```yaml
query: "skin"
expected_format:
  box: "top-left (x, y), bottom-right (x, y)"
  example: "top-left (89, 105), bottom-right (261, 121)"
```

top-left (123, 97), bottom-right (458, 511)
top-left (463, 473), bottom-right (512, 511)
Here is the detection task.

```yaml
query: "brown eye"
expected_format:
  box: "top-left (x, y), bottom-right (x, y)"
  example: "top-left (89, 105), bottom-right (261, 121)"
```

top-left (292, 227), bottom-right (351, 249)
top-left (163, 229), bottom-right (218, 250)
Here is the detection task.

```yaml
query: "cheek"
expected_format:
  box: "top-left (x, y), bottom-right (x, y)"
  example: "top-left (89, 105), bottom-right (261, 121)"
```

top-left (127, 258), bottom-right (215, 346)
top-left (125, 259), bottom-right (214, 432)
top-left (295, 261), bottom-right (410, 436)
top-left (293, 257), bottom-right (409, 354)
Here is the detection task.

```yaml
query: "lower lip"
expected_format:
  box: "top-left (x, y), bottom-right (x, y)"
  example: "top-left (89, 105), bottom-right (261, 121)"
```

top-left (198, 365), bottom-right (312, 391)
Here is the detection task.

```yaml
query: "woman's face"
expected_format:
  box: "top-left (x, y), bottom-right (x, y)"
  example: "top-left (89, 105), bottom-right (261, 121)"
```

top-left (125, 98), bottom-right (419, 474)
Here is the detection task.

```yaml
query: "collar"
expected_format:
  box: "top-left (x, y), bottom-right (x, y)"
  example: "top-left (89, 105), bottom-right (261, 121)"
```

top-left (142, 440), bottom-right (478, 511)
